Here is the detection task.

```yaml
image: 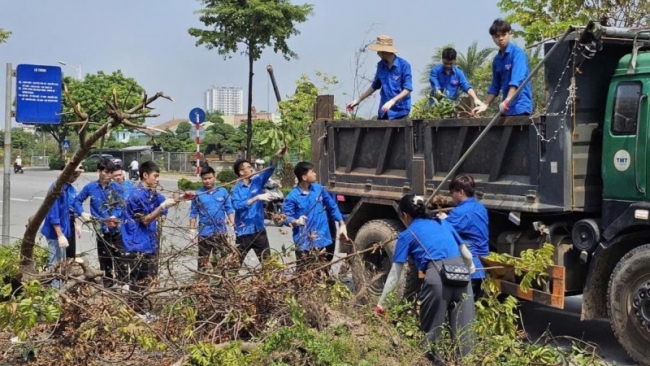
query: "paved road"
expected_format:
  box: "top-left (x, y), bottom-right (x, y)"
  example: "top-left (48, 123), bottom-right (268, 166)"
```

top-left (1, 168), bottom-right (636, 365)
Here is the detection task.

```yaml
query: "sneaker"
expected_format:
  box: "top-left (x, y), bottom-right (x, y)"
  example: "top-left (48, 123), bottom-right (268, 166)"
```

top-left (135, 312), bottom-right (159, 324)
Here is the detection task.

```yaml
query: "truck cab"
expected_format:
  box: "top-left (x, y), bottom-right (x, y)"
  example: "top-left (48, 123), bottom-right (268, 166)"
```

top-left (309, 23), bottom-right (650, 363)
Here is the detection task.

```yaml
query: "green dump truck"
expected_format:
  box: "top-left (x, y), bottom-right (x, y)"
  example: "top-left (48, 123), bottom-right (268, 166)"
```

top-left (310, 22), bottom-right (650, 363)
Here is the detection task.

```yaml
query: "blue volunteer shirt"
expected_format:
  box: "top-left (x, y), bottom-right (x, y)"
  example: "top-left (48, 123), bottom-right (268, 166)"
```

top-left (429, 65), bottom-right (473, 101)
top-left (393, 218), bottom-right (461, 271)
top-left (189, 186), bottom-right (234, 237)
top-left (231, 165), bottom-right (275, 236)
top-left (73, 181), bottom-right (124, 233)
top-left (488, 42), bottom-right (533, 115)
top-left (445, 197), bottom-right (489, 279)
top-left (371, 56), bottom-right (413, 119)
top-left (121, 183), bottom-right (167, 254)
top-left (41, 182), bottom-right (75, 240)
top-left (283, 183), bottom-right (343, 251)
top-left (120, 180), bottom-right (136, 199)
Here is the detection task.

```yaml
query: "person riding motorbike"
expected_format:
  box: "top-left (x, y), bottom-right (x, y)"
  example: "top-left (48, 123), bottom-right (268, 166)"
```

top-left (14, 156), bottom-right (23, 174)
top-left (129, 159), bottom-right (139, 181)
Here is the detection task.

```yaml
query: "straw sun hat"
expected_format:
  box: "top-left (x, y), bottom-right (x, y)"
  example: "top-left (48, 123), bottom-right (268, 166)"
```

top-left (368, 35), bottom-right (398, 53)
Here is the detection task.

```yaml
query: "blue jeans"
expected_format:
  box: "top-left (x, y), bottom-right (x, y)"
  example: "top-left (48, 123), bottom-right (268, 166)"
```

top-left (47, 238), bottom-right (66, 288)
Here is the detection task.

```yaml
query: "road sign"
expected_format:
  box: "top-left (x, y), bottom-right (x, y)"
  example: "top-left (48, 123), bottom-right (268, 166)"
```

top-left (189, 107), bottom-right (206, 124)
top-left (15, 64), bottom-right (63, 124)
top-left (61, 139), bottom-right (71, 149)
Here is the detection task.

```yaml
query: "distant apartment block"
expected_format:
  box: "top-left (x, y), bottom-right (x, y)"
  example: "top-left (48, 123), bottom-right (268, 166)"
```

top-left (204, 86), bottom-right (244, 115)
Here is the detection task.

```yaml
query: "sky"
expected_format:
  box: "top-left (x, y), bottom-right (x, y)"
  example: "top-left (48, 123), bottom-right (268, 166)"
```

top-left (0, 0), bottom-right (504, 127)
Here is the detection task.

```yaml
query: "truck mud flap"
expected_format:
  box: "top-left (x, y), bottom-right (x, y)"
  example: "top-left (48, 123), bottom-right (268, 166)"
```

top-left (480, 257), bottom-right (566, 309)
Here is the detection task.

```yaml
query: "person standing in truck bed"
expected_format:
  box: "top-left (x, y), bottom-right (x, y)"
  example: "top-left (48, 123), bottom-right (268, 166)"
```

top-left (346, 35), bottom-right (413, 120)
top-left (430, 47), bottom-right (486, 109)
top-left (472, 18), bottom-right (533, 117)
top-left (439, 174), bottom-right (489, 300)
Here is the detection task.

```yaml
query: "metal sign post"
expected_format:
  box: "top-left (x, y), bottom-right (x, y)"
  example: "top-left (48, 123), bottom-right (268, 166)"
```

top-left (3, 63), bottom-right (14, 245)
top-left (189, 107), bottom-right (206, 177)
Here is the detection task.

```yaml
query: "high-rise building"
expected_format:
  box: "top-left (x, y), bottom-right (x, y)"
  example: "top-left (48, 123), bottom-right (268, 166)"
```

top-left (204, 86), bottom-right (244, 115)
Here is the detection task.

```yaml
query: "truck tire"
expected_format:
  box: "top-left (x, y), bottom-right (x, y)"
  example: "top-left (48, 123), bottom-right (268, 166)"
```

top-left (607, 244), bottom-right (650, 365)
top-left (350, 219), bottom-right (420, 302)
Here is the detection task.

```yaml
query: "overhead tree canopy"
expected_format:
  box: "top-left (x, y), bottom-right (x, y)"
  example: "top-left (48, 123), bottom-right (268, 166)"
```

top-left (0, 28), bottom-right (10, 44)
top-left (497, 0), bottom-right (650, 44)
top-left (189, 0), bottom-right (314, 160)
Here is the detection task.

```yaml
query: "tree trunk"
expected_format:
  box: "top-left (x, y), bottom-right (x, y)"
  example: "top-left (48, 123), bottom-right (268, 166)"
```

top-left (20, 123), bottom-right (111, 272)
top-left (246, 49), bottom-right (254, 161)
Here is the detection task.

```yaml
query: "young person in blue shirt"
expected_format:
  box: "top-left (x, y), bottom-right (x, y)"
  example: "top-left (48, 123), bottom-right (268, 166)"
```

top-left (376, 194), bottom-right (475, 363)
top-left (429, 47), bottom-right (485, 108)
top-left (112, 165), bottom-right (136, 199)
top-left (41, 164), bottom-right (84, 288)
top-left (189, 166), bottom-right (235, 271)
top-left (121, 161), bottom-right (179, 314)
top-left (230, 148), bottom-right (285, 265)
top-left (439, 174), bottom-right (489, 300)
top-left (283, 162), bottom-right (349, 270)
top-left (346, 35), bottom-right (413, 120)
top-left (74, 158), bottom-right (124, 287)
top-left (472, 19), bottom-right (533, 117)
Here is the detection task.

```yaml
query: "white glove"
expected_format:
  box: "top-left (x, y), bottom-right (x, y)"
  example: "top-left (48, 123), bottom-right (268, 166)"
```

top-left (80, 212), bottom-right (93, 223)
top-left (473, 99), bottom-right (486, 108)
top-left (227, 231), bottom-right (236, 245)
top-left (294, 215), bottom-right (307, 227)
top-left (437, 212), bottom-right (448, 219)
top-left (471, 104), bottom-right (488, 117)
top-left (339, 224), bottom-right (350, 241)
top-left (346, 99), bottom-right (359, 111)
top-left (459, 244), bottom-right (476, 274)
top-left (381, 99), bottom-right (395, 113)
top-left (58, 235), bottom-right (69, 249)
top-left (189, 228), bottom-right (198, 244)
top-left (256, 193), bottom-right (272, 202)
top-left (160, 198), bottom-right (179, 210)
top-left (499, 98), bottom-right (510, 114)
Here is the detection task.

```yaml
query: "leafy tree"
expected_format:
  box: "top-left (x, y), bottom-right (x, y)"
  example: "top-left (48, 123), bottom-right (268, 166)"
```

top-left (175, 121), bottom-right (192, 141)
top-left (189, 0), bottom-right (314, 160)
top-left (420, 42), bottom-right (495, 97)
top-left (156, 128), bottom-right (187, 152)
top-left (256, 72), bottom-right (340, 186)
top-left (204, 120), bottom-right (237, 155)
top-left (206, 111), bottom-right (225, 124)
top-left (11, 129), bottom-right (35, 150)
top-left (37, 71), bottom-right (145, 156)
top-left (0, 28), bottom-right (10, 44)
top-left (497, 0), bottom-right (650, 44)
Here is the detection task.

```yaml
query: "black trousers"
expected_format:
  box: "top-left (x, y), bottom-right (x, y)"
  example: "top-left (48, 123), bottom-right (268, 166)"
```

top-left (97, 231), bottom-right (123, 287)
top-left (420, 258), bottom-right (475, 364)
top-left (236, 229), bottom-right (271, 264)
top-left (65, 213), bottom-right (76, 259)
top-left (197, 233), bottom-right (231, 271)
top-left (117, 252), bottom-right (157, 314)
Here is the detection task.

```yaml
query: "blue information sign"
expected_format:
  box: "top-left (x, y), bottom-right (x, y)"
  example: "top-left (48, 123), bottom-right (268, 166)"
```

top-left (189, 107), bottom-right (206, 124)
top-left (62, 139), bottom-right (71, 149)
top-left (15, 64), bottom-right (63, 124)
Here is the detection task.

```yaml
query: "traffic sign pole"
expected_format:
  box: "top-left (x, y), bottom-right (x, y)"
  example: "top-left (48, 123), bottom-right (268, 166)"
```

top-left (3, 63), bottom-right (13, 245)
top-left (195, 116), bottom-right (200, 177)
top-left (188, 108), bottom-right (206, 178)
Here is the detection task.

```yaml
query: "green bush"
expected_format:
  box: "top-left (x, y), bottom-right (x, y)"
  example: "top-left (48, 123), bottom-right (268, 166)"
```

top-left (178, 178), bottom-right (202, 191)
top-left (48, 158), bottom-right (65, 170)
top-left (81, 159), bottom-right (97, 172)
top-left (216, 169), bottom-right (238, 184)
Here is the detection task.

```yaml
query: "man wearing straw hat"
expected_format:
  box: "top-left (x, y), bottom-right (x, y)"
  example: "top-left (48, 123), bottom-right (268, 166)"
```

top-left (346, 35), bottom-right (413, 120)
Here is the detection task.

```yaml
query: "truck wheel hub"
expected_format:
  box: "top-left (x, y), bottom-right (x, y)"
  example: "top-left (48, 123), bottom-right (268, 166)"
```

top-left (632, 282), bottom-right (650, 332)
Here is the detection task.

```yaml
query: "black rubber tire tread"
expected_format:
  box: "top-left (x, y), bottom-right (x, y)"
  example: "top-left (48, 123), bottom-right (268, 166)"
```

top-left (351, 219), bottom-right (420, 301)
top-left (607, 243), bottom-right (650, 365)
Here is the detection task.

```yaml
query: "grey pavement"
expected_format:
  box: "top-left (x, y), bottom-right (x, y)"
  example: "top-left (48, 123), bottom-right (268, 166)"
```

top-left (0, 168), bottom-right (635, 365)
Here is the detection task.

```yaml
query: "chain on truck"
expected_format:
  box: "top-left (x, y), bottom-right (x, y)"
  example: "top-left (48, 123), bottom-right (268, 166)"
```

top-left (309, 21), bottom-right (650, 364)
